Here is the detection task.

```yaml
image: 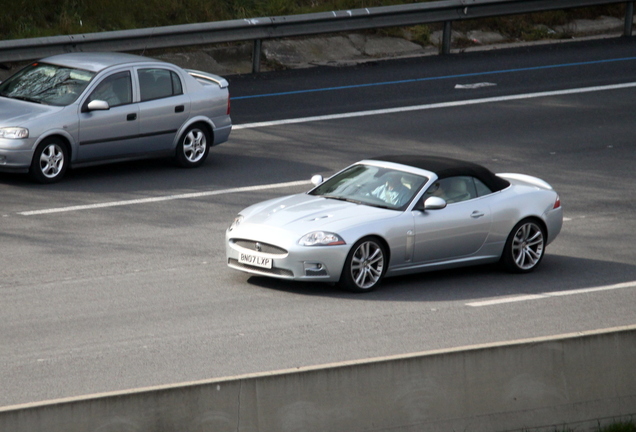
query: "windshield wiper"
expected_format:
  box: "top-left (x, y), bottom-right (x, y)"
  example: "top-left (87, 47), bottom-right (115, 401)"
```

top-left (322, 195), bottom-right (363, 205)
top-left (10, 95), bottom-right (45, 104)
top-left (367, 203), bottom-right (394, 210)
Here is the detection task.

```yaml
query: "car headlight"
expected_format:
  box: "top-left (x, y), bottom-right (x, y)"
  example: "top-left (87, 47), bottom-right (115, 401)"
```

top-left (228, 215), bottom-right (244, 231)
top-left (299, 231), bottom-right (345, 246)
top-left (0, 127), bottom-right (29, 139)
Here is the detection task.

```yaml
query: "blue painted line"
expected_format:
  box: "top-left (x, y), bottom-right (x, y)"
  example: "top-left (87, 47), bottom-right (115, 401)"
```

top-left (231, 56), bottom-right (636, 100)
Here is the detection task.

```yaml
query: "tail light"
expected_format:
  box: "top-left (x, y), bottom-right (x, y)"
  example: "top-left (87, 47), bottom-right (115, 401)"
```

top-left (226, 95), bottom-right (231, 115)
top-left (553, 194), bottom-right (561, 209)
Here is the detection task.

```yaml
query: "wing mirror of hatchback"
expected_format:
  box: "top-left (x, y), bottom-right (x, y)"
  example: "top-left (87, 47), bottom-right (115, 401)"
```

top-left (423, 196), bottom-right (447, 210)
top-left (86, 100), bottom-right (110, 111)
top-left (311, 174), bottom-right (324, 186)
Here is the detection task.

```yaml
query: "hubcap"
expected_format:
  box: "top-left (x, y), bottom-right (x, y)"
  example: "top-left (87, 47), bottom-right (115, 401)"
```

top-left (350, 241), bottom-right (384, 289)
top-left (183, 129), bottom-right (206, 163)
top-left (39, 144), bottom-right (64, 178)
top-left (512, 223), bottom-right (544, 270)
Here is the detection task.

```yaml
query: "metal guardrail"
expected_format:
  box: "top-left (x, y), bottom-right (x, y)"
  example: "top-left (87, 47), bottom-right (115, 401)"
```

top-left (0, 0), bottom-right (633, 73)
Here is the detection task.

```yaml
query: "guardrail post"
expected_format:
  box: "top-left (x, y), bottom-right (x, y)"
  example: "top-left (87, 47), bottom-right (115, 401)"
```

top-left (625, 2), bottom-right (634, 36)
top-left (252, 39), bottom-right (262, 73)
top-left (441, 21), bottom-right (452, 54)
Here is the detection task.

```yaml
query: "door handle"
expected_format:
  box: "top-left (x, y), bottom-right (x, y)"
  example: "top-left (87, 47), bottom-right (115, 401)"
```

top-left (471, 211), bottom-right (485, 218)
top-left (126, 113), bottom-right (137, 121)
top-left (175, 105), bottom-right (185, 113)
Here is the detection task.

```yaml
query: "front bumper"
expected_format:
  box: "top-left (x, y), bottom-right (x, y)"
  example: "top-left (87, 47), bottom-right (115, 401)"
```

top-left (0, 140), bottom-right (35, 173)
top-left (226, 230), bottom-right (350, 283)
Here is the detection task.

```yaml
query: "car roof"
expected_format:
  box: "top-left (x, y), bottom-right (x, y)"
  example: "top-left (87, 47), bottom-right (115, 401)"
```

top-left (40, 52), bottom-right (164, 73)
top-left (368, 155), bottom-right (510, 192)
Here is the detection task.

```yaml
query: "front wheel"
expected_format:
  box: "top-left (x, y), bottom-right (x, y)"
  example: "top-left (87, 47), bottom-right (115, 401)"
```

top-left (29, 138), bottom-right (68, 184)
top-left (339, 237), bottom-right (387, 292)
top-left (502, 219), bottom-right (546, 273)
top-left (175, 125), bottom-right (210, 168)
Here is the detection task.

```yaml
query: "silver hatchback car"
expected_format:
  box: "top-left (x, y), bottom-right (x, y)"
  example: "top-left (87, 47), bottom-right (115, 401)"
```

top-left (0, 52), bottom-right (232, 183)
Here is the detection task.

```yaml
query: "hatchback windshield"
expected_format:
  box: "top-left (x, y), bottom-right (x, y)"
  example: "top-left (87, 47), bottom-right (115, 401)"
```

top-left (309, 164), bottom-right (428, 210)
top-left (0, 62), bottom-right (95, 106)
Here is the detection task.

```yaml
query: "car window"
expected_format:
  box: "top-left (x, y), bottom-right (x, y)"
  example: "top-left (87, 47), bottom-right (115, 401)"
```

top-left (425, 176), bottom-right (478, 204)
top-left (474, 178), bottom-right (493, 197)
top-left (171, 71), bottom-right (183, 95)
top-left (138, 68), bottom-right (182, 101)
top-left (87, 71), bottom-right (132, 108)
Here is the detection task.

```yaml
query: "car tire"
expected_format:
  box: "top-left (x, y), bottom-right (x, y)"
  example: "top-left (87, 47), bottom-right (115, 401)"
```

top-left (29, 138), bottom-right (68, 184)
top-left (339, 237), bottom-right (387, 292)
top-left (502, 218), bottom-right (546, 273)
top-left (175, 125), bottom-right (210, 168)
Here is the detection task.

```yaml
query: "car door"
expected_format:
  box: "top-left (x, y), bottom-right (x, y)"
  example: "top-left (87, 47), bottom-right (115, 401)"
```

top-left (77, 70), bottom-right (140, 162)
top-left (136, 68), bottom-right (191, 152)
top-left (412, 176), bottom-right (492, 263)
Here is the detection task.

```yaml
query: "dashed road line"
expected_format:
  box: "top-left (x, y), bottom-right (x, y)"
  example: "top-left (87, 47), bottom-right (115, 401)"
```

top-left (466, 280), bottom-right (636, 307)
top-left (18, 180), bottom-right (310, 216)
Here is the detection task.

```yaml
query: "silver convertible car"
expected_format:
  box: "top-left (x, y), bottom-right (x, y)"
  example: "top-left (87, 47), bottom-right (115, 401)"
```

top-left (226, 156), bottom-right (563, 292)
top-left (0, 52), bottom-right (231, 183)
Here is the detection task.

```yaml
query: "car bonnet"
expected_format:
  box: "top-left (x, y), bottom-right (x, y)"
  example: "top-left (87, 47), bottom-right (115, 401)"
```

top-left (240, 193), bottom-right (397, 232)
top-left (0, 98), bottom-right (59, 125)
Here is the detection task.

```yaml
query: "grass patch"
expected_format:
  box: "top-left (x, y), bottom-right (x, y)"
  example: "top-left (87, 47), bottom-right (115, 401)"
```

top-left (541, 420), bottom-right (636, 432)
top-left (599, 421), bottom-right (636, 432)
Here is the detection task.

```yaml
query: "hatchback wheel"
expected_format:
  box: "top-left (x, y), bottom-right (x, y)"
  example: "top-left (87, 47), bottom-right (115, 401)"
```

top-left (502, 219), bottom-right (546, 273)
top-left (175, 125), bottom-right (210, 168)
top-left (339, 237), bottom-right (387, 292)
top-left (29, 138), bottom-right (68, 184)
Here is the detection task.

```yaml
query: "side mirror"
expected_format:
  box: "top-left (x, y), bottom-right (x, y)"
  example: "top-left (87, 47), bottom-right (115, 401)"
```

top-left (423, 196), bottom-right (447, 210)
top-left (310, 174), bottom-right (324, 186)
top-left (86, 100), bottom-right (110, 111)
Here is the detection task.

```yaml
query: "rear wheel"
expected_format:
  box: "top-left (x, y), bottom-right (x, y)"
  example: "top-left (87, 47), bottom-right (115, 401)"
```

top-left (339, 237), bottom-right (387, 292)
top-left (29, 138), bottom-right (68, 184)
top-left (175, 125), bottom-right (210, 168)
top-left (502, 219), bottom-right (546, 273)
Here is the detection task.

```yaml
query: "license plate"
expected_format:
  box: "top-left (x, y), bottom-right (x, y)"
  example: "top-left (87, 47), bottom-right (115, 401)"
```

top-left (239, 252), bottom-right (272, 269)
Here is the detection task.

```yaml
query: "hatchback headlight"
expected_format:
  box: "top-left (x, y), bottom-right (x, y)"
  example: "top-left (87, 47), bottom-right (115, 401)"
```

top-left (228, 215), bottom-right (244, 231)
top-left (299, 231), bottom-right (345, 246)
top-left (0, 127), bottom-right (29, 139)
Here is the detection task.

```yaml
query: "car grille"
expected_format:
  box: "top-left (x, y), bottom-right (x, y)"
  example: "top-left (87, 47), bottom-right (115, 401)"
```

top-left (231, 239), bottom-right (287, 256)
top-left (228, 259), bottom-right (294, 277)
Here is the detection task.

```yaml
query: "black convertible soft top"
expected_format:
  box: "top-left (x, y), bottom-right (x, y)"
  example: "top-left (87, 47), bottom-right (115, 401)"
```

top-left (369, 155), bottom-right (510, 192)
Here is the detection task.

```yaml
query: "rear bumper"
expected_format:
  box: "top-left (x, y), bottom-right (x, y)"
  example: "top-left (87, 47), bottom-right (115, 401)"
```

top-left (212, 117), bottom-right (232, 146)
top-left (544, 206), bottom-right (563, 245)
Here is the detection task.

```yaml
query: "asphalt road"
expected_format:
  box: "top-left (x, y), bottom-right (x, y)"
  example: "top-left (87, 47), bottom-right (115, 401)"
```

top-left (1, 37), bottom-right (635, 407)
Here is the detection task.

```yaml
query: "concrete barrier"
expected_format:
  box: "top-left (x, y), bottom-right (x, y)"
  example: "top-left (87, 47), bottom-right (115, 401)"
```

top-left (2, 325), bottom-right (635, 432)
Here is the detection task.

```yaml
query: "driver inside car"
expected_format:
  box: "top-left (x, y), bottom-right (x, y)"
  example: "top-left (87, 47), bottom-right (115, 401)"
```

top-left (372, 173), bottom-right (411, 206)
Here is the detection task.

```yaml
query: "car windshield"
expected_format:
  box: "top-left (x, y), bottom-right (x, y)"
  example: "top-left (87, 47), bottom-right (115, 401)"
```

top-left (309, 164), bottom-right (428, 210)
top-left (0, 62), bottom-right (95, 106)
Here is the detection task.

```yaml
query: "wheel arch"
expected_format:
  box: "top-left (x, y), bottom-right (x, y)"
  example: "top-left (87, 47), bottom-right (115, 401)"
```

top-left (33, 132), bottom-right (75, 165)
top-left (500, 216), bottom-right (548, 273)
top-left (338, 234), bottom-right (391, 292)
top-left (34, 132), bottom-right (74, 161)
top-left (519, 215), bottom-right (548, 239)
top-left (173, 118), bottom-right (214, 149)
top-left (342, 233), bottom-right (392, 276)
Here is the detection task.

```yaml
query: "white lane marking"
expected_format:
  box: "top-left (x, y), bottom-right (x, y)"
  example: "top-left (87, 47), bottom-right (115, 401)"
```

top-left (466, 280), bottom-right (636, 307)
top-left (233, 82), bottom-right (636, 130)
top-left (455, 82), bottom-right (497, 89)
top-left (18, 180), bottom-right (310, 216)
